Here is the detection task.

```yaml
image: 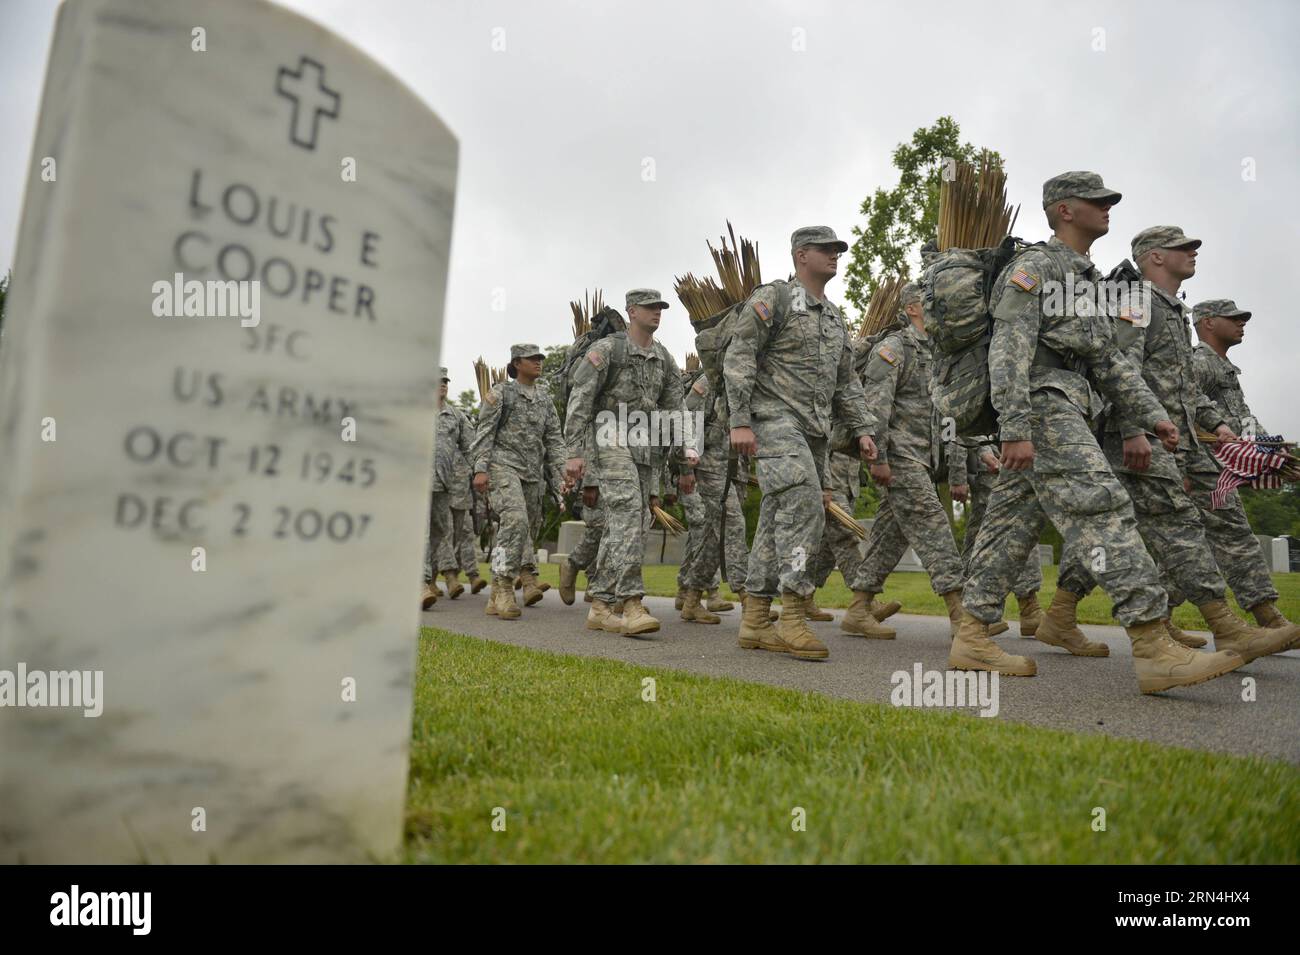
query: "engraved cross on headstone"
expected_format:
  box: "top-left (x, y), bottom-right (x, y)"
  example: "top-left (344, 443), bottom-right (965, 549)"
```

top-left (275, 55), bottom-right (340, 150)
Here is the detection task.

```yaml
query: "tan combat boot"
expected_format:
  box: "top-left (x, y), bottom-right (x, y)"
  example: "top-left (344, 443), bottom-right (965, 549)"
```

top-left (442, 570), bottom-right (464, 599)
top-left (484, 578), bottom-right (498, 616)
top-left (680, 589), bottom-right (721, 625)
top-left (805, 596), bottom-right (834, 622)
top-left (493, 576), bottom-right (521, 619)
top-left (1199, 600), bottom-right (1294, 664)
top-left (621, 596), bottom-right (660, 637)
top-left (1128, 619), bottom-right (1243, 694)
top-left (950, 612), bottom-right (1036, 676)
top-left (558, 560), bottom-right (578, 605)
top-left (772, 592), bottom-right (829, 660)
top-left (468, 573), bottom-right (487, 595)
top-left (1017, 592), bottom-right (1044, 636)
top-left (420, 581), bottom-right (438, 610)
top-left (870, 596), bottom-right (902, 621)
top-left (584, 590), bottom-right (594, 603)
top-left (738, 593), bottom-right (776, 650)
top-left (1035, 589), bottom-right (1109, 656)
top-left (705, 589), bottom-right (735, 612)
top-left (1165, 619), bottom-right (1207, 649)
top-left (841, 590), bottom-right (896, 639)
top-left (585, 598), bottom-right (624, 633)
top-left (519, 570), bottom-right (546, 607)
top-left (674, 586), bottom-right (687, 611)
top-left (1249, 600), bottom-right (1300, 651)
top-left (942, 589), bottom-right (965, 638)
top-left (989, 619), bottom-right (1011, 636)
top-left (613, 599), bottom-right (625, 615)
top-left (737, 588), bottom-right (779, 623)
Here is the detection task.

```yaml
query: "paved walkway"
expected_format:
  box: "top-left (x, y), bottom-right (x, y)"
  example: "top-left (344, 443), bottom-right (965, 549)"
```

top-left (422, 589), bottom-right (1300, 764)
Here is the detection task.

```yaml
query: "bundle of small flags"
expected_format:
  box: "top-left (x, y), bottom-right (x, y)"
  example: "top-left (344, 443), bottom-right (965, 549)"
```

top-left (1203, 433), bottom-right (1300, 509)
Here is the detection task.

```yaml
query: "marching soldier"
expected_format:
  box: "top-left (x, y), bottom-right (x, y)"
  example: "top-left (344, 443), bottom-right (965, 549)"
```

top-left (564, 289), bottom-right (699, 636)
top-left (1192, 300), bottom-right (1267, 437)
top-left (441, 372), bottom-right (487, 598)
top-left (471, 344), bottom-right (568, 618)
top-left (841, 283), bottom-right (968, 639)
top-left (422, 367), bottom-right (474, 610)
top-left (958, 172), bottom-right (1244, 693)
top-left (725, 226), bottom-right (877, 660)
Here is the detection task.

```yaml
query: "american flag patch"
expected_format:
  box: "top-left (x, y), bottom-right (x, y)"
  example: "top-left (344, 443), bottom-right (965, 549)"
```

top-left (588, 350), bottom-right (605, 368)
top-left (877, 345), bottom-right (899, 366)
top-left (1009, 270), bottom-right (1038, 292)
top-left (484, 391), bottom-right (499, 406)
top-left (692, 378), bottom-right (708, 395)
top-left (754, 301), bottom-right (772, 322)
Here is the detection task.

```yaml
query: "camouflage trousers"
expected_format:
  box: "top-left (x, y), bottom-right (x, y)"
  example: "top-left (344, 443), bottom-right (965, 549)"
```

top-left (423, 490), bottom-right (453, 582)
top-left (487, 464), bottom-right (542, 579)
top-left (811, 452), bottom-right (862, 588)
top-left (679, 467), bottom-right (749, 592)
top-left (963, 469), bottom-right (1041, 597)
top-left (436, 507), bottom-right (480, 577)
top-left (850, 459), bottom-right (964, 595)
top-left (1058, 441), bottom-right (1225, 609)
top-left (962, 396), bottom-right (1166, 626)
top-left (569, 496), bottom-right (606, 572)
top-left (745, 414), bottom-right (827, 598)
top-left (589, 446), bottom-right (654, 602)
top-left (1185, 456), bottom-right (1277, 610)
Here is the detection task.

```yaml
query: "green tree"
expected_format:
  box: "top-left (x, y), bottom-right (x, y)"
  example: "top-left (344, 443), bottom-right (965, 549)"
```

top-left (843, 117), bottom-right (1004, 314)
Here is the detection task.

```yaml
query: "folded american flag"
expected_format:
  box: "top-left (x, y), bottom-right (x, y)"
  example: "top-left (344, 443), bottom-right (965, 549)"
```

top-left (1210, 436), bottom-right (1288, 509)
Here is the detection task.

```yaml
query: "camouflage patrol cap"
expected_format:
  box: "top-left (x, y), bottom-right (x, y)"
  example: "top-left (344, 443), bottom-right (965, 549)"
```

top-left (1042, 171), bottom-right (1122, 208)
top-left (510, 343), bottom-right (544, 361)
top-left (626, 288), bottom-right (669, 309)
top-left (900, 282), bottom-right (923, 307)
top-left (791, 225), bottom-right (849, 253)
top-left (1131, 225), bottom-right (1201, 260)
top-left (1192, 299), bottom-right (1251, 323)
top-left (439, 366), bottom-right (450, 382)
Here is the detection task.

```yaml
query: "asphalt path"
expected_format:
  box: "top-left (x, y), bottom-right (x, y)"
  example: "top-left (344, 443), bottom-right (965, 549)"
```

top-left (422, 588), bottom-right (1300, 764)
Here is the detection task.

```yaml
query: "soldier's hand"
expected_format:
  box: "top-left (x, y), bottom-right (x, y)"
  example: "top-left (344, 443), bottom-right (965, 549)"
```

top-left (472, 472), bottom-right (490, 493)
top-left (1154, 420), bottom-right (1179, 453)
top-left (822, 489), bottom-right (833, 509)
top-left (565, 456), bottom-right (585, 485)
top-left (1184, 476), bottom-right (1193, 495)
top-left (582, 486), bottom-right (599, 508)
top-left (730, 426), bottom-right (757, 456)
top-left (980, 451), bottom-right (1001, 474)
top-left (1214, 424), bottom-right (1238, 444)
top-left (869, 462), bottom-right (893, 486)
top-left (1001, 440), bottom-right (1035, 471)
top-left (649, 495), bottom-right (661, 513)
top-left (951, 483), bottom-right (970, 503)
top-left (1122, 434), bottom-right (1152, 471)
top-left (678, 472), bottom-right (696, 496)
top-left (684, 449), bottom-right (700, 467)
top-left (859, 435), bottom-right (878, 461)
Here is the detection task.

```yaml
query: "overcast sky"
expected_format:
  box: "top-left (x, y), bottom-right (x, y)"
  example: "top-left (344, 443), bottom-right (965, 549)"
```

top-left (3, 0), bottom-right (1297, 432)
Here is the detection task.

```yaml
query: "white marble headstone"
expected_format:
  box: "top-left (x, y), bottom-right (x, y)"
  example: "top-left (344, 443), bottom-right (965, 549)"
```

top-left (0, 0), bottom-right (456, 862)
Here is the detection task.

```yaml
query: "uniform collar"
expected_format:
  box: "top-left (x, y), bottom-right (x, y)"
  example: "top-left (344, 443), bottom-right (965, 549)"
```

top-left (792, 277), bottom-right (839, 315)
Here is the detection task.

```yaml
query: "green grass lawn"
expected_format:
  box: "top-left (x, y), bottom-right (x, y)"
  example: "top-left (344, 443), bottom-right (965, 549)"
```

top-left (406, 630), bottom-right (1300, 864)
top-left (504, 563), bottom-right (1300, 633)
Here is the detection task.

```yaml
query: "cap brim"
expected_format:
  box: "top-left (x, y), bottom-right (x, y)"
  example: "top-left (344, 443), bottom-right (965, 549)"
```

top-left (642, 301), bottom-right (669, 309)
top-left (1226, 310), bottom-right (1252, 320)
top-left (1079, 188), bottom-right (1123, 204)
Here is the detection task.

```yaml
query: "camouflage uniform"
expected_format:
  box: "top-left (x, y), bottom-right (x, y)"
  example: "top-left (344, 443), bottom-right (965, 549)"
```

top-left (424, 398), bottom-right (474, 582)
top-left (849, 322), bottom-right (965, 596)
top-left (725, 273), bottom-right (873, 599)
top-left (812, 449), bottom-right (865, 587)
top-left (1183, 300), bottom-right (1279, 610)
top-left (565, 318), bottom-right (691, 603)
top-left (1191, 304), bottom-right (1265, 437)
top-left (568, 470), bottom-right (606, 575)
top-left (439, 434), bottom-right (481, 576)
top-left (1055, 229), bottom-right (1230, 611)
top-left (960, 440), bottom-right (1041, 596)
top-left (679, 370), bottom-right (749, 592)
top-left (962, 229), bottom-right (1172, 627)
top-left (471, 358), bottom-right (565, 580)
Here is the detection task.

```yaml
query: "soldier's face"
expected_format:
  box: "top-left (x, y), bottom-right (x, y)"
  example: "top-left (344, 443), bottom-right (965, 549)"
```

top-left (1216, 316), bottom-right (1247, 345)
top-left (798, 244), bottom-right (841, 279)
top-left (1073, 198), bottom-right (1113, 237)
top-left (904, 300), bottom-right (923, 322)
top-left (439, 380), bottom-right (449, 398)
top-left (628, 304), bottom-right (663, 333)
top-left (1163, 245), bottom-right (1197, 280)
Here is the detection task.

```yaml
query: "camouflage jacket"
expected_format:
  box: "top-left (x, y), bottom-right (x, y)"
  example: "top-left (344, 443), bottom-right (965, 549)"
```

top-left (989, 237), bottom-right (1167, 443)
top-left (432, 403), bottom-right (474, 495)
top-left (1192, 343), bottom-right (1266, 438)
top-left (471, 379), bottom-right (565, 490)
top-left (861, 322), bottom-right (955, 473)
top-left (682, 369), bottom-right (728, 472)
top-left (449, 444), bottom-right (473, 510)
top-left (1110, 280), bottom-right (1225, 469)
top-left (825, 449), bottom-right (863, 506)
top-left (723, 277), bottom-right (872, 442)
top-left (564, 332), bottom-right (692, 468)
